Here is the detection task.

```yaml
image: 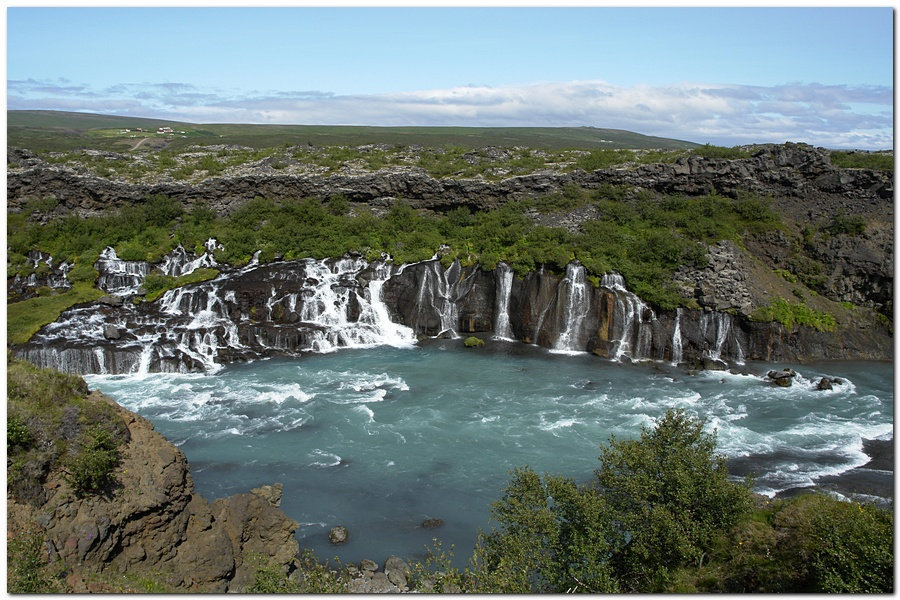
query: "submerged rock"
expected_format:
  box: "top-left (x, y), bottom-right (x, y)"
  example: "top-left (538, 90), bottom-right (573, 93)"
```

top-left (422, 517), bottom-right (444, 529)
top-left (329, 525), bottom-right (349, 544)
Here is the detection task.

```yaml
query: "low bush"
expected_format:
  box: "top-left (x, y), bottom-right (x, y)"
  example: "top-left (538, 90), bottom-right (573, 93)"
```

top-left (63, 425), bottom-right (121, 496)
top-left (7, 525), bottom-right (59, 593)
top-left (409, 411), bottom-right (892, 594)
top-left (751, 297), bottom-right (836, 332)
top-left (7, 356), bottom-right (128, 503)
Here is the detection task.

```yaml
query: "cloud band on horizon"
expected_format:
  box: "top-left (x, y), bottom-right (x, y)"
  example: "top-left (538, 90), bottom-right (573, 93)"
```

top-left (8, 78), bottom-right (893, 150)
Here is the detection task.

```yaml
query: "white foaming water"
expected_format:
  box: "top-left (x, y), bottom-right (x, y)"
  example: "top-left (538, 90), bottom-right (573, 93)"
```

top-left (552, 263), bottom-right (590, 352)
top-left (671, 308), bottom-right (683, 364)
top-left (159, 243), bottom-right (219, 277)
top-left (94, 246), bottom-right (150, 296)
top-left (493, 262), bottom-right (515, 341)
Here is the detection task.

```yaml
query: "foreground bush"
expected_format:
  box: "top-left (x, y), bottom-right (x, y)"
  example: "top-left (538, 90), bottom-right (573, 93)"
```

top-left (406, 410), bottom-right (892, 594)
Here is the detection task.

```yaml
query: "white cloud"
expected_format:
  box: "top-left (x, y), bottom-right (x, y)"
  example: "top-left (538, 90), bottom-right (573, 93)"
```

top-left (7, 78), bottom-right (893, 149)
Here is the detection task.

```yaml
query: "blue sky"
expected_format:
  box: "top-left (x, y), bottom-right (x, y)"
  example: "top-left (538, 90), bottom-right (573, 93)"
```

top-left (6, 6), bottom-right (894, 148)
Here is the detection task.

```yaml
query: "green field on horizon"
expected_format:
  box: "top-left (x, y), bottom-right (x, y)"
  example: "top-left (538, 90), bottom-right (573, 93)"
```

top-left (8, 109), bottom-right (701, 152)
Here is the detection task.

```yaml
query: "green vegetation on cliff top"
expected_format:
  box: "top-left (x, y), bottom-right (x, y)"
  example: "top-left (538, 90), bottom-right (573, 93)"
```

top-left (8, 185), bottom-right (784, 328)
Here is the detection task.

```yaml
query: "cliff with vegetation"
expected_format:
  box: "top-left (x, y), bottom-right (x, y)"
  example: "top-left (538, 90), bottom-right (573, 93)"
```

top-left (7, 356), bottom-right (300, 592)
top-left (7, 141), bottom-right (893, 372)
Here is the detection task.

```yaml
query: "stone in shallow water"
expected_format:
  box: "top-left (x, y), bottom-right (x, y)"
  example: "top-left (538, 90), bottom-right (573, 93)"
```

top-left (328, 525), bottom-right (348, 544)
top-left (422, 517), bottom-right (444, 529)
top-left (817, 377), bottom-right (834, 391)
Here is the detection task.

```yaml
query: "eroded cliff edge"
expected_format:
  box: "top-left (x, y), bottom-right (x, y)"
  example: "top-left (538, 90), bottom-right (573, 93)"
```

top-left (7, 375), bottom-right (300, 593)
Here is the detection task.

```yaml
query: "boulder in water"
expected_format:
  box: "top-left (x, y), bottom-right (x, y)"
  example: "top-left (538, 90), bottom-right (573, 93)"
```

top-left (817, 377), bottom-right (835, 390)
top-left (767, 369), bottom-right (796, 387)
top-left (702, 357), bottom-right (728, 371)
top-left (422, 517), bottom-right (444, 529)
top-left (103, 324), bottom-right (121, 340)
top-left (329, 525), bottom-right (348, 544)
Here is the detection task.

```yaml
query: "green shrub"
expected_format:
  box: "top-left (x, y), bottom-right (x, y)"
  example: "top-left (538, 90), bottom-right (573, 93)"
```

top-left (7, 414), bottom-right (32, 451)
top-left (825, 210), bottom-right (866, 236)
top-left (802, 496), bottom-right (893, 592)
top-left (691, 144), bottom-right (752, 160)
top-left (596, 409), bottom-right (753, 590)
top-left (450, 410), bottom-right (752, 593)
top-left (7, 526), bottom-right (58, 593)
top-left (751, 297), bottom-right (836, 332)
top-left (247, 550), bottom-right (350, 593)
top-left (7, 356), bottom-right (128, 503)
top-left (63, 425), bottom-right (121, 495)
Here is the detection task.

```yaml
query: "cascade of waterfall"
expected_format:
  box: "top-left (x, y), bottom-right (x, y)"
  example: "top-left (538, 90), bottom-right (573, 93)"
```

top-left (20, 257), bottom-right (733, 375)
top-left (359, 262), bottom-right (417, 348)
top-left (671, 308), bottom-right (684, 364)
top-left (600, 272), bottom-right (656, 362)
top-left (612, 292), bottom-right (636, 361)
top-left (601, 272), bottom-right (627, 290)
top-left (493, 262), bottom-right (515, 340)
top-left (552, 263), bottom-right (590, 353)
top-left (159, 243), bottom-right (218, 277)
top-left (95, 246), bottom-right (150, 295)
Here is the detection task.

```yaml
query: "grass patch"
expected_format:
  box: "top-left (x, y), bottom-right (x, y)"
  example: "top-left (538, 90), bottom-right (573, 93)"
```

top-left (829, 151), bottom-right (893, 172)
top-left (750, 297), bottom-right (836, 332)
top-left (7, 282), bottom-right (104, 345)
top-left (143, 268), bottom-right (220, 302)
top-left (7, 355), bottom-right (128, 504)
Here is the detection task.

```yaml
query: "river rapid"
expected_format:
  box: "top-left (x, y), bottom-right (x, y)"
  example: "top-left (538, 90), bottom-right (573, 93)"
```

top-left (86, 341), bottom-right (893, 567)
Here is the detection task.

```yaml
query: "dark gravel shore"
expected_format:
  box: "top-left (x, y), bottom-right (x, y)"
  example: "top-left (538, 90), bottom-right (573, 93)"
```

top-left (775, 438), bottom-right (894, 505)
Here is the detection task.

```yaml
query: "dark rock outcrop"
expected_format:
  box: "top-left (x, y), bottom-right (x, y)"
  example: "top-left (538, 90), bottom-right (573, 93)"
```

top-left (8, 143), bottom-right (892, 219)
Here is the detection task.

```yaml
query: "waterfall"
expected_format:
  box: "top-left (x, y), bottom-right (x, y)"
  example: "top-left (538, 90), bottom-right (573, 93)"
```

top-left (159, 243), bottom-right (218, 277)
top-left (493, 262), bottom-right (514, 340)
top-left (612, 293), bottom-right (636, 361)
top-left (671, 308), bottom-right (683, 364)
top-left (413, 260), bottom-right (460, 338)
top-left (552, 263), bottom-right (590, 353)
top-left (95, 246), bottom-right (150, 295)
top-left (600, 272), bottom-right (656, 362)
top-left (19, 256), bottom-right (737, 375)
top-left (704, 312), bottom-right (731, 361)
top-left (359, 262), bottom-right (417, 348)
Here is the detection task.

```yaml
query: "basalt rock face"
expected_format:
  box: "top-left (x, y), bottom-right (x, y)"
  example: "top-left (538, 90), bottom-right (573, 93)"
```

top-left (7, 143), bottom-right (892, 219)
top-left (6, 390), bottom-right (299, 592)
top-left (14, 254), bottom-right (892, 377)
